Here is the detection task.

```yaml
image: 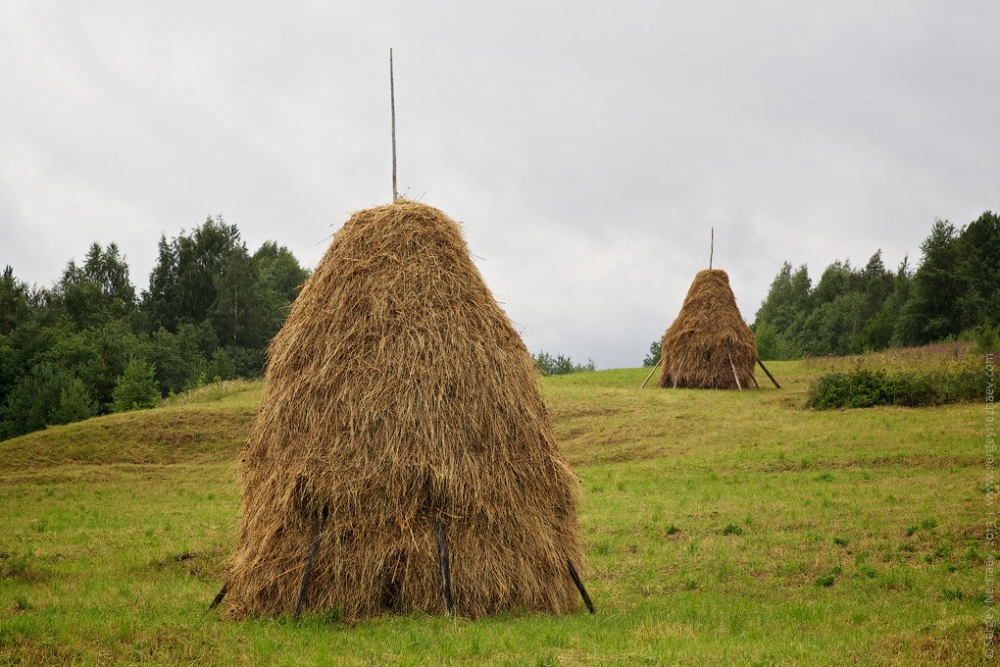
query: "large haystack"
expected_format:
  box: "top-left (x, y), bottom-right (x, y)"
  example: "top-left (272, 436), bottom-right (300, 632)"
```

top-left (222, 200), bottom-right (585, 619)
top-left (657, 269), bottom-right (757, 389)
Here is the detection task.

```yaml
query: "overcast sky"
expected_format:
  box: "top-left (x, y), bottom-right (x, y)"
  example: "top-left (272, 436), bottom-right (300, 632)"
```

top-left (2, 1), bottom-right (998, 368)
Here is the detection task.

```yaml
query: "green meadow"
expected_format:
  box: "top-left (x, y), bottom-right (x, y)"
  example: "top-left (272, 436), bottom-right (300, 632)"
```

top-left (0, 355), bottom-right (992, 666)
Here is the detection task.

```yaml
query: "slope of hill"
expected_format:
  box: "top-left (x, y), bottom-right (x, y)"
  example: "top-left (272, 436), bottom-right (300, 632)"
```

top-left (0, 356), bottom-right (989, 666)
top-left (0, 380), bottom-right (261, 471)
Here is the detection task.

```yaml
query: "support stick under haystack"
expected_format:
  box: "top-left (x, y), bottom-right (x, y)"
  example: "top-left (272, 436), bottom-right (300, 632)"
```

top-left (640, 356), bottom-right (662, 388)
top-left (437, 522), bottom-right (454, 615)
top-left (208, 582), bottom-right (228, 611)
top-left (757, 358), bottom-right (781, 388)
top-left (567, 560), bottom-right (595, 614)
top-left (727, 349), bottom-right (743, 391)
top-left (294, 507), bottom-right (328, 618)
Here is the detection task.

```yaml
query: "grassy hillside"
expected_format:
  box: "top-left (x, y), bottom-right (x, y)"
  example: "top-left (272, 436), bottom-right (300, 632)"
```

top-left (0, 357), bottom-right (990, 666)
top-left (0, 379), bottom-right (262, 471)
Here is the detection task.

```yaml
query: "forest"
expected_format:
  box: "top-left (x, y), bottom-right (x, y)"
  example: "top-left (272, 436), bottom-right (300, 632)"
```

top-left (2, 210), bottom-right (998, 441)
top-left (751, 210), bottom-right (1000, 360)
top-left (0, 216), bottom-right (308, 440)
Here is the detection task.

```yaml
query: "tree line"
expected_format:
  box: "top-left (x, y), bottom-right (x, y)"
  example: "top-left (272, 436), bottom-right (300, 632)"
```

top-left (531, 351), bottom-right (596, 376)
top-left (752, 210), bottom-right (1000, 359)
top-left (0, 216), bottom-right (309, 440)
top-left (5, 209), bottom-right (997, 439)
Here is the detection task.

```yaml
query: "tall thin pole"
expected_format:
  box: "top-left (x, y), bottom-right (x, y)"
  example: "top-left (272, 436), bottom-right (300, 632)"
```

top-left (709, 227), bottom-right (714, 269)
top-left (390, 48), bottom-right (398, 201)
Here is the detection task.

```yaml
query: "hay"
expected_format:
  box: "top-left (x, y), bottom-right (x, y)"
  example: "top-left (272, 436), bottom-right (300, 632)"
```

top-left (223, 200), bottom-right (584, 619)
top-left (657, 269), bottom-right (757, 389)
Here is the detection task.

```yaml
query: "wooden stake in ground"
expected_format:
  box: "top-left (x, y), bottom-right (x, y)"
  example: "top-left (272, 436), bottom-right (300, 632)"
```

top-left (294, 506), bottom-right (328, 618)
top-left (436, 522), bottom-right (454, 615)
top-left (727, 349), bottom-right (743, 391)
top-left (567, 559), bottom-right (595, 614)
top-left (640, 356), bottom-right (662, 388)
top-left (756, 358), bottom-right (781, 388)
top-left (208, 582), bottom-right (228, 611)
top-left (390, 48), bottom-right (398, 201)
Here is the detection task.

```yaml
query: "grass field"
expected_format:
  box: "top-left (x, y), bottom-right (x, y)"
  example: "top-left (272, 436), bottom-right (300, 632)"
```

top-left (0, 355), bottom-right (992, 666)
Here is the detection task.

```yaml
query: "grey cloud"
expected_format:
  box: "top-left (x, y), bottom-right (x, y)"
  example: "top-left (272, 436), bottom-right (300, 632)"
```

top-left (1, 1), bottom-right (998, 368)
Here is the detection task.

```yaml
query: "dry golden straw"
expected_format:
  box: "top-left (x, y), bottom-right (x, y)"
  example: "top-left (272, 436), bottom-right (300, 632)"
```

top-left (223, 200), bottom-right (584, 619)
top-left (657, 269), bottom-right (757, 390)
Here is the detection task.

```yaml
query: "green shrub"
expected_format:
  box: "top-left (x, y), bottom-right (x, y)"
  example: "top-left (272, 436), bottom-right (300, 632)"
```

top-left (815, 573), bottom-right (836, 587)
top-left (807, 360), bottom-right (982, 409)
top-left (973, 322), bottom-right (1000, 353)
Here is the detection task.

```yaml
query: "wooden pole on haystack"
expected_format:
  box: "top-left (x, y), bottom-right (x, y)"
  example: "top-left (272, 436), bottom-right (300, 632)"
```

top-left (709, 227), bottom-right (714, 269)
top-left (390, 48), bottom-right (398, 201)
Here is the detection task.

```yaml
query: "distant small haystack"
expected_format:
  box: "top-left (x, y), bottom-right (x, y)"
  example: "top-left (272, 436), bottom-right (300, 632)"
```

top-left (657, 269), bottom-right (757, 390)
top-left (222, 200), bottom-right (586, 619)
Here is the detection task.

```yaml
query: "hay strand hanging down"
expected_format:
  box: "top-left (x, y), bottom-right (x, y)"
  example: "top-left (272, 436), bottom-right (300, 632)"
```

top-left (657, 269), bottom-right (757, 390)
top-left (223, 200), bottom-right (584, 620)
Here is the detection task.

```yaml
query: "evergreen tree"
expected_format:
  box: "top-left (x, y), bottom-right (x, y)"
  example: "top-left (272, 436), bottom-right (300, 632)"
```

top-left (0, 266), bottom-right (32, 336)
top-left (210, 246), bottom-right (270, 349)
top-left (111, 357), bottom-right (160, 412)
top-left (857, 256), bottom-right (913, 351)
top-left (956, 210), bottom-right (1000, 328)
top-left (752, 262), bottom-right (810, 358)
top-left (48, 377), bottom-right (96, 425)
top-left (145, 234), bottom-right (180, 332)
top-left (55, 243), bottom-right (136, 329)
top-left (0, 363), bottom-right (75, 439)
top-left (900, 220), bottom-right (965, 344)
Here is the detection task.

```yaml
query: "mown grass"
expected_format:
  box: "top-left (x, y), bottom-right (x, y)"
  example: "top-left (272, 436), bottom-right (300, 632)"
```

top-left (0, 353), bottom-right (992, 666)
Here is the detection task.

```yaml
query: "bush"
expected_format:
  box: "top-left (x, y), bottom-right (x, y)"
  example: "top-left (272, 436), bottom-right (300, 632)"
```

top-left (807, 361), bottom-right (981, 409)
top-left (974, 322), bottom-right (1000, 353)
top-left (111, 357), bottom-right (160, 412)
